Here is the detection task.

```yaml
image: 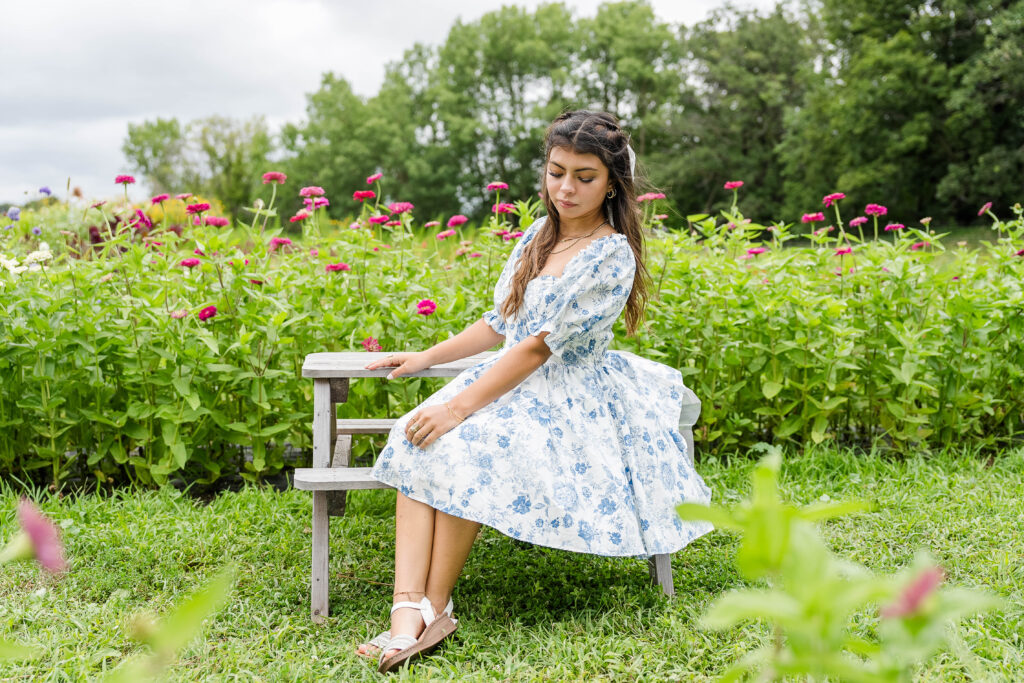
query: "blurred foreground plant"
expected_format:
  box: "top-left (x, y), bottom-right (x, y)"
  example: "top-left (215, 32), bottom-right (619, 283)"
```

top-left (677, 446), bottom-right (1002, 682)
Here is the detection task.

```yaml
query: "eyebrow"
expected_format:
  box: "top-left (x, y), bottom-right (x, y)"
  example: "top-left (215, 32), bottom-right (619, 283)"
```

top-left (549, 161), bottom-right (599, 172)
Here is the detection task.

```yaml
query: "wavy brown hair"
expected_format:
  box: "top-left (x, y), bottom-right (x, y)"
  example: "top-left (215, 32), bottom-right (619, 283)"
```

top-left (499, 110), bottom-right (651, 337)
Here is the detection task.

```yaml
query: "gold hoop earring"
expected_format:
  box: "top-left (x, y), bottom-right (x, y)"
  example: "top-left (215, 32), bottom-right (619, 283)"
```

top-left (606, 187), bottom-right (616, 199)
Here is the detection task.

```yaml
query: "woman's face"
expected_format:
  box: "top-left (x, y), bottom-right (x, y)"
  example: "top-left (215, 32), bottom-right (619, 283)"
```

top-left (545, 146), bottom-right (613, 222)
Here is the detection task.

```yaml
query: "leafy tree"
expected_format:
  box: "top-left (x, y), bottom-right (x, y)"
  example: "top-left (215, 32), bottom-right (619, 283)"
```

top-left (122, 117), bottom-right (198, 194)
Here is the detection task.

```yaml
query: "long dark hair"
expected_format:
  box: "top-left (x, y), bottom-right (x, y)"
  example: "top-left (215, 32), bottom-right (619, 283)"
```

top-left (499, 110), bottom-right (651, 336)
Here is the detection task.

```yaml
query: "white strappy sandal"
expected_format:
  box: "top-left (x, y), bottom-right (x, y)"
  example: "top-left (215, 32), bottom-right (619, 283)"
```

top-left (376, 596), bottom-right (458, 674)
top-left (356, 596), bottom-right (453, 660)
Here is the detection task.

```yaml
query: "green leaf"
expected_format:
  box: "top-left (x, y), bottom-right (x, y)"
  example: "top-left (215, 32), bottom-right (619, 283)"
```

top-left (701, 589), bottom-right (802, 629)
top-left (675, 502), bottom-right (740, 530)
top-left (761, 379), bottom-right (783, 399)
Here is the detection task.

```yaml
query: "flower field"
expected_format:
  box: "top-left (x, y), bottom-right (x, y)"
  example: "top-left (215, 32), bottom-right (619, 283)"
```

top-left (2, 175), bottom-right (1022, 487)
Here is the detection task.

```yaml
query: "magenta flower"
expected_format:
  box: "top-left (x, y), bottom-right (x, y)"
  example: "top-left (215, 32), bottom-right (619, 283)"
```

top-left (299, 186), bottom-right (325, 198)
top-left (204, 216), bottom-right (229, 227)
top-left (169, 310), bottom-right (188, 319)
top-left (447, 215), bottom-right (468, 228)
top-left (194, 248), bottom-right (205, 256)
top-left (151, 193), bottom-right (170, 204)
top-left (353, 190), bottom-right (376, 202)
top-left (653, 214), bottom-right (668, 220)
top-left (492, 203), bottom-right (515, 214)
top-left (822, 192), bottom-right (846, 208)
top-left (362, 336), bottom-right (383, 352)
top-left (1016, 248), bottom-right (1024, 257)
top-left (310, 248), bottom-right (319, 257)
top-left (884, 223), bottom-right (905, 232)
top-left (835, 246), bottom-right (853, 256)
top-left (849, 216), bottom-right (868, 227)
top-left (180, 258), bottom-right (201, 268)
top-left (134, 209), bottom-right (153, 229)
top-left (262, 171), bottom-right (287, 185)
top-left (747, 247), bottom-right (767, 256)
top-left (436, 229), bottom-right (457, 240)
top-left (269, 236), bottom-right (293, 250)
top-left (325, 262), bottom-right (351, 272)
top-left (636, 192), bottom-right (666, 202)
top-left (487, 181), bottom-right (509, 191)
top-left (416, 299), bottom-right (437, 316)
top-left (723, 181), bottom-right (743, 190)
top-left (865, 203), bottom-right (887, 216)
top-left (801, 212), bottom-right (825, 223)
top-left (114, 174), bottom-right (136, 185)
top-left (175, 193), bottom-right (193, 201)
top-left (0, 499), bottom-right (67, 573)
top-left (424, 221), bottom-right (441, 228)
top-left (978, 201), bottom-right (992, 216)
top-left (289, 208), bottom-right (312, 223)
top-left (197, 305), bottom-right (217, 321)
top-left (368, 215), bottom-right (389, 224)
top-left (186, 202), bottom-right (211, 215)
top-left (881, 566), bottom-right (945, 619)
top-left (388, 201), bottom-right (414, 214)
top-left (366, 172), bottom-right (383, 184)
top-left (468, 251), bottom-right (482, 258)
top-left (385, 220), bottom-right (401, 227)
top-left (910, 241), bottom-right (930, 251)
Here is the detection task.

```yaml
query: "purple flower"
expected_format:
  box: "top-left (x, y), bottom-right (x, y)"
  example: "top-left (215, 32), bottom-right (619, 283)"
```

top-left (31, 226), bottom-right (42, 236)
top-left (39, 186), bottom-right (52, 196)
top-left (6, 207), bottom-right (20, 221)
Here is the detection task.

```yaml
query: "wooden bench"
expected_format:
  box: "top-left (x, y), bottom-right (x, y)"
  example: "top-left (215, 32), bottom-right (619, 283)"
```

top-left (293, 351), bottom-right (701, 622)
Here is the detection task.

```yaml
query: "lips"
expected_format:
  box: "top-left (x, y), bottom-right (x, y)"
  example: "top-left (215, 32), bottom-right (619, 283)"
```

top-left (557, 200), bottom-right (576, 209)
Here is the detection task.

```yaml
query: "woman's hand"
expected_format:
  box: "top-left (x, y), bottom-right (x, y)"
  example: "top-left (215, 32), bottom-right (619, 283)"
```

top-left (363, 352), bottom-right (433, 379)
top-left (404, 404), bottom-right (462, 449)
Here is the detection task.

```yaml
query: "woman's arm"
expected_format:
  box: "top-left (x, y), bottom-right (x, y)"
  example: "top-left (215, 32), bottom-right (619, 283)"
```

top-left (422, 317), bottom-right (506, 366)
top-left (446, 333), bottom-right (551, 419)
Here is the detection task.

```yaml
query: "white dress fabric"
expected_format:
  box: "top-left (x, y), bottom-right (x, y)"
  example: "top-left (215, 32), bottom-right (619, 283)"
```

top-left (371, 217), bottom-right (713, 558)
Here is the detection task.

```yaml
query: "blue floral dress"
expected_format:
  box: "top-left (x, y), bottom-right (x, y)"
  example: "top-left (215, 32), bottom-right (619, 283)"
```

top-left (371, 217), bottom-right (713, 558)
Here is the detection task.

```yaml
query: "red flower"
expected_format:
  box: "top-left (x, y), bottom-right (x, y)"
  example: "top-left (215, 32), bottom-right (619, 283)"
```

top-left (366, 172), bottom-right (383, 184)
top-left (801, 212), bottom-right (825, 223)
top-left (185, 202), bottom-right (211, 215)
top-left (204, 216), bottom-right (229, 227)
top-left (197, 305), bottom-right (217, 321)
top-left (353, 190), bottom-right (376, 202)
top-left (151, 193), bottom-right (170, 204)
top-left (487, 181), bottom-right (509, 191)
top-left (180, 258), bottom-right (201, 268)
top-left (447, 215), bottom-right (468, 227)
top-left (865, 203), bottom-right (887, 216)
top-left (362, 336), bottom-right (383, 352)
top-left (325, 262), bottom-right (351, 272)
top-left (289, 208), bottom-right (312, 223)
top-left (723, 181), bottom-right (743, 190)
top-left (388, 201), bottom-right (414, 214)
top-left (262, 171), bottom-right (287, 184)
top-left (114, 174), bottom-right (136, 185)
top-left (822, 192), bottom-right (846, 208)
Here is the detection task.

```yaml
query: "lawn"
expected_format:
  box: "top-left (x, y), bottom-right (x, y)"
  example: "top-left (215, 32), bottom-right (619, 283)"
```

top-left (1, 446), bottom-right (1021, 681)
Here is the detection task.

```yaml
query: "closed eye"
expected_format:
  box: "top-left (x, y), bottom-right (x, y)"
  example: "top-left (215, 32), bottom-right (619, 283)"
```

top-left (548, 172), bottom-right (594, 183)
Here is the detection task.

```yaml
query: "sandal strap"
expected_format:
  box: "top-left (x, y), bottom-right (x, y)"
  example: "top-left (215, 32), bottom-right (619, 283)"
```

top-left (390, 595), bottom-right (438, 625)
top-left (366, 630), bottom-right (391, 648)
top-left (380, 633), bottom-right (418, 657)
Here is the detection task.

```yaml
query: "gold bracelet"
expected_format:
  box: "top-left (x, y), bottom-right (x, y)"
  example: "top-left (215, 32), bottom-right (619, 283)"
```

top-left (446, 401), bottom-right (466, 423)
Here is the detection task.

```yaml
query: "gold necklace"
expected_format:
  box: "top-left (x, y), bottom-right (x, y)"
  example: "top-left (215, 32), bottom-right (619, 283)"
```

top-left (550, 220), bottom-right (610, 254)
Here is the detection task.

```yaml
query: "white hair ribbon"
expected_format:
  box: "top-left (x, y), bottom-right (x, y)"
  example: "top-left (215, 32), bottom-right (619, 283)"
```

top-left (626, 144), bottom-right (636, 179)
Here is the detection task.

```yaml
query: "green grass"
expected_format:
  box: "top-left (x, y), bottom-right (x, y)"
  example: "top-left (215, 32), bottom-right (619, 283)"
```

top-left (1, 447), bottom-right (1021, 681)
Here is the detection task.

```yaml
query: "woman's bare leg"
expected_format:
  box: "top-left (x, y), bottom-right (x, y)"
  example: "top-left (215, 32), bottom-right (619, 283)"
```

top-left (357, 492), bottom-right (435, 657)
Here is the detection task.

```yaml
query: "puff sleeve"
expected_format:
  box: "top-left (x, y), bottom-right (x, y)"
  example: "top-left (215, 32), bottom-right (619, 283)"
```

top-left (528, 235), bottom-right (635, 362)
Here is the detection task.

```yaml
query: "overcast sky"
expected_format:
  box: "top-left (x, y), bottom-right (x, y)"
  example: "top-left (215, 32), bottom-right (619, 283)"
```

top-left (1, 0), bottom-right (774, 205)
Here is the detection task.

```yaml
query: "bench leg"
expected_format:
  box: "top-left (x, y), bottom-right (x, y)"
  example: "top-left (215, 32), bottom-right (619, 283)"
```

top-left (311, 490), bottom-right (330, 622)
top-left (648, 553), bottom-right (675, 597)
top-left (328, 434), bottom-right (352, 518)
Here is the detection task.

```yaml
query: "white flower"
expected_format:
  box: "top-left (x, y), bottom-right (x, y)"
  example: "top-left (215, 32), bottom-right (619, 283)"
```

top-left (24, 249), bottom-right (52, 264)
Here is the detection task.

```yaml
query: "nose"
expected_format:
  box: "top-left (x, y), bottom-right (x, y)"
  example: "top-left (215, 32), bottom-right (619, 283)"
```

top-left (559, 176), bottom-right (575, 196)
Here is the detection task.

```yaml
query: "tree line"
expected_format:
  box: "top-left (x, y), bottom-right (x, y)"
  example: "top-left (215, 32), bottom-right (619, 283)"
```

top-left (123, 0), bottom-right (1023, 227)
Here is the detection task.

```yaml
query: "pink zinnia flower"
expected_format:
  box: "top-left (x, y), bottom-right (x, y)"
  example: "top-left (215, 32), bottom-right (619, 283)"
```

top-left (386, 220), bottom-right (401, 227)
top-left (738, 253), bottom-right (754, 260)
top-left (416, 299), bottom-right (437, 316)
top-left (865, 203), bottom-right (887, 216)
top-left (366, 172), bottom-right (383, 184)
top-left (353, 190), bottom-right (376, 202)
top-left (835, 246), bottom-right (853, 255)
top-left (204, 216), bottom-right (229, 227)
top-left (180, 258), bottom-right (201, 268)
top-left (90, 201), bottom-right (107, 209)
top-left (262, 171), bottom-right (287, 184)
top-left (653, 214), bottom-right (668, 220)
top-left (910, 241), bottom-right (929, 251)
top-left (269, 236), bottom-right (293, 249)
top-left (114, 174), bottom-right (135, 185)
top-left (747, 247), bottom-right (767, 256)
top-left (492, 203), bottom-right (515, 214)
top-left (170, 309), bottom-right (188, 319)
top-left (455, 247), bottom-right (469, 256)
top-left (436, 229), bottom-right (457, 240)
top-left (299, 186), bottom-right (325, 198)
top-left (920, 217), bottom-right (932, 226)
top-left (723, 181), bottom-right (743, 190)
top-left (194, 248), bottom-right (204, 256)
top-left (487, 182), bottom-right (509, 191)
top-left (978, 201), bottom-right (992, 216)
top-left (884, 223), bottom-right (905, 232)
top-left (362, 336), bottom-right (382, 352)
top-left (802, 212), bottom-right (825, 223)
top-left (175, 193), bottom-right (193, 201)
top-left (368, 215), bottom-right (389, 224)
top-left (822, 192), bottom-right (846, 208)
top-left (0, 499), bottom-right (67, 573)
top-left (349, 221), bottom-right (362, 229)
top-left (151, 193), bottom-right (170, 204)
top-left (325, 262), bottom-right (351, 272)
top-left (289, 208), bottom-right (312, 223)
top-left (636, 192), bottom-right (666, 202)
top-left (1016, 248), bottom-right (1024, 257)
top-left (468, 251), bottom-right (482, 258)
top-left (134, 209), bottom-right (152, 229)
top-left (424, 221), bottom-right (441, 228)
top-left (197, 305), bottom-right (217, 321)
top-left (849, 216), bottom-right (868, 227)
top-left (388, 201), bottom-right (414, 214)
top-left (186, 202), bottom-right (210, 215)
top-left (447, 215), bottom-right (468, 227)
top-left (881, 566), bottom-right (945, 619)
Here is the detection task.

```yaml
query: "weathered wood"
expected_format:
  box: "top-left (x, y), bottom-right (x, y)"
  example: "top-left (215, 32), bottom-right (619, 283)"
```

top-left (329, 377), bottom-right (349, 404)
top-left (327, 434), bottom-right (352, 517)
top-left (336, 418), bottom-right (397, 435)
top-left (294, 466), bottom-right (393, 491)
top-left (648, 553), bottom-right (675, 597)
top-left (311, 490), bottom-right (330, 622)
top-left (312, 379), bottom-right (333, 469)
top-left (302, 351), bottom-right (496, 378)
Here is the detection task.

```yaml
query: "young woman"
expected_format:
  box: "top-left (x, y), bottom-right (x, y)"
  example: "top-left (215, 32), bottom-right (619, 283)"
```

top-left (360, 110), bottom-right (712, 673)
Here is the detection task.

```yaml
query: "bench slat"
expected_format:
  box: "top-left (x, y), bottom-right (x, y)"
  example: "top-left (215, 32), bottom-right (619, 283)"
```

top-left (294, 467), bottom-right (393, 491)
top-left (303, 351), bottom-right (497, 378)
top-left (337, 418), bottom-right (397, 434)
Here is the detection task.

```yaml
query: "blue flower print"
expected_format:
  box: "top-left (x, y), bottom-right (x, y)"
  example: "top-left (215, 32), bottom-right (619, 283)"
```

top-left (598, 498), bottom-right (617, 515)
top-left (460, 423), bottom-right (481, 442)
top-left (511, 495), bottom-right (532, 514)
top-left (497, 435), bottom-right (510, 449)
